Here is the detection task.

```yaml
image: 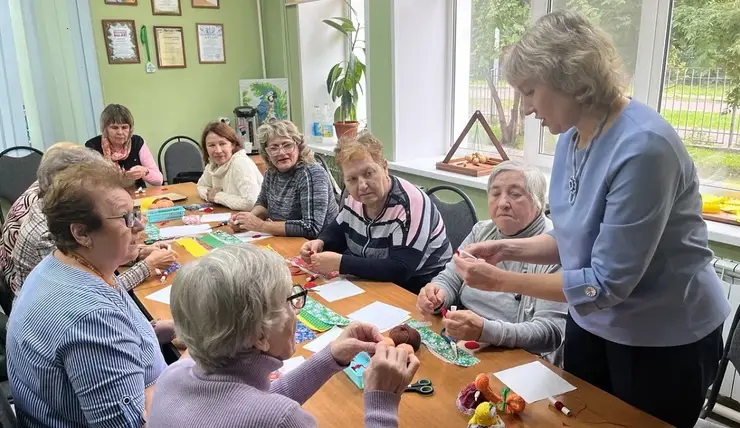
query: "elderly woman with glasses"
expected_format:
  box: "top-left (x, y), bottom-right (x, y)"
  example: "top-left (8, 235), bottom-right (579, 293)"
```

top-left (7, 161), bottom-right (167, 427)
top-left (196, 121), bottom-right (264, 210)
top-left (229, 120), bottom-right (338, 239)
top-left (300, 132), bottom-right (452, 294)
top-left (453, 11), bottom-right (729, 427)
top-left (10, 146), bottom-right (177, 294)
top-left (417, 161), bottom-right (567, 365)
top-left (86, 103), bottom-right (163, 188)
top-left (149, 244), bottom-right (420, 428)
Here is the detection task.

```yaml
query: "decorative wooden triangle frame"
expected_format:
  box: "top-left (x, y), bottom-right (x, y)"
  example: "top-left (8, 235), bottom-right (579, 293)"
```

top-left (436, 110), bottom-right (509, 177)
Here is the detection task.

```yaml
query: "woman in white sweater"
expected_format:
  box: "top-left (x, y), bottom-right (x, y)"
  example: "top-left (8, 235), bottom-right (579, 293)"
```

top-left (197, 122), bottom-right (263, 211)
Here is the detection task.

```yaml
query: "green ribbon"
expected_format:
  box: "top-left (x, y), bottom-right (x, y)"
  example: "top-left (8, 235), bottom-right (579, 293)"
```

top-left (497, 387), bottom-right (511, 413)
top-left (140, 25), bottom-right (151, 63)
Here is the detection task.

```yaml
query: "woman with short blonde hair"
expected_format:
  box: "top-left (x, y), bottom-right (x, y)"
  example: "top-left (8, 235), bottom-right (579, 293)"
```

top-left (454, 11), bottom-right (729, 427)
top-left (229, 120), bottom-right (338, 239)
top-left (85, 104), bottom-right (163, 187)
top-left (300, 131), bottom-right (452, 294)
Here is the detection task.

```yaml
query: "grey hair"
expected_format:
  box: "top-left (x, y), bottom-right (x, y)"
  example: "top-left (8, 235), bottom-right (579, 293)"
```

top-left (487, 160), bottom-right (547, 214)
top-left (170, 244), bottom-right (293, 372)
top-left (36, 145), bottom-right (105, 197)
top-left (502, 10), bottom-right (625, 111)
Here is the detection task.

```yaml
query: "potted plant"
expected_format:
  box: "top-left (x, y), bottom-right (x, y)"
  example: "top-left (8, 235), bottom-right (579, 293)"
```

top-left (324, 1), bottom-right (365, 138)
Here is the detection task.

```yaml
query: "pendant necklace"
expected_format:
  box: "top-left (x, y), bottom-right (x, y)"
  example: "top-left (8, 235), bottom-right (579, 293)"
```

top-left (568, 112), bottom-right (610, 204)
top-left (65, 251), bottom-right (118, 289)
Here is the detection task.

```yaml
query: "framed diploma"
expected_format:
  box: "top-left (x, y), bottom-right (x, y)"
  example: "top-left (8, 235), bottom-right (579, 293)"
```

top-left (102, 20), bottom-right (140, 64)
top-left (191, 0), bottom-right (218, 9)
top-left (105, 0), bottom-right (138, 5)
top-left (196, 23), bottom-right (225, 64)
top-left (151, 0), bottom-right (181, 15)
top-left (154, 26), bottom-right (186, 68)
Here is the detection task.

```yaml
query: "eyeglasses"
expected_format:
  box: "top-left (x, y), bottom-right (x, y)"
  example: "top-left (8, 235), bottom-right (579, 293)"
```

top-left (107, 211), bottom-right (142, 228)
top-left (266, 142), bottom-right (296, 156)
top-left (287, 284), bottom-right (309, 309)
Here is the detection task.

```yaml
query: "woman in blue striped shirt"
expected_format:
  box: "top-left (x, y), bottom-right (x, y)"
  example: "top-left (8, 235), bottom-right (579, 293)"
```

top-left (7, 161), bottom-right (166, 427)
top-left (454, 11), bottom-right (730, 428)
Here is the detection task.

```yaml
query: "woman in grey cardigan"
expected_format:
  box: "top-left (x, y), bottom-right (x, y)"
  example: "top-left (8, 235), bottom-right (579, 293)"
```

top-left (417, 160), bottom-right (567, 365)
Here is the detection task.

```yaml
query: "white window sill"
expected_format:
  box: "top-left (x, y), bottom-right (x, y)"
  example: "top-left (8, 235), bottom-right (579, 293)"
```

top-left (308, 142), bottom-right (740, 248)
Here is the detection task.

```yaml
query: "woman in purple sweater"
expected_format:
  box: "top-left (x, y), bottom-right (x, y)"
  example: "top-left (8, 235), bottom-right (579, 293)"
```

top-left (148, 244), bottom-right (420, 428)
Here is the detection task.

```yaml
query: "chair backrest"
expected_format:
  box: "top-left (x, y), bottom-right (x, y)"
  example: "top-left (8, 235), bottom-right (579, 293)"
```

top-left (0, 391), bottom-right (15, 428)
top-left (0, 146), bottom-right (43, 210)
top-left (314, 154), bottom-right (343, 205)
top-left (157, 136), bottom-right (204, 184)
top-left (0, 274), bottom-right (12, 316)
top-left (426, 185), bottom-right (479, 250)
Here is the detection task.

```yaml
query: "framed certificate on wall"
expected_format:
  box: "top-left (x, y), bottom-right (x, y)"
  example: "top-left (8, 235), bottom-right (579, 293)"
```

top-left (153, 26), bottom-right (186, 68)
top-left (151, 0), bottom-right (181, 15)
top-left (101, 19), bottom-right (140, 64)
top-left (196, 23), bottom-right (225, 64)
top-left (192, 0), bottom-right (218, 8)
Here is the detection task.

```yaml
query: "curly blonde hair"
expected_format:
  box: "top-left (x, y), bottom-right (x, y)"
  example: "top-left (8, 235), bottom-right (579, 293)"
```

top-left (255, 120), bottom-right (314, 172)
top-left (502, 10), bottom-right (625, 111)
top-left (333, 131), bottom-right (386, 171)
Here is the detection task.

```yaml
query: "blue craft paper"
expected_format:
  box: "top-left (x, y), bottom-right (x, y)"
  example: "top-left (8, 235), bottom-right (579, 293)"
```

top-left (295, 320), bottom-right (317, 344)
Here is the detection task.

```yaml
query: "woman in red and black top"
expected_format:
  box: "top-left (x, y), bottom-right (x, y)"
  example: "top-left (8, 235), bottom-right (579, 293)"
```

top-left (85, 104), bottom-right (163, 188)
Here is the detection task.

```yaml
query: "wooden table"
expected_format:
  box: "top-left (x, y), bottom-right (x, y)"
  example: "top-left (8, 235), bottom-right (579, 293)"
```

top-left (133, 183), bottom-right (669, 428)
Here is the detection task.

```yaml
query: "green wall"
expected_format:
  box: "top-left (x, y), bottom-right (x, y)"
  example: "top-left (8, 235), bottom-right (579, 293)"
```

top-left (365, 0), bottom-right (394, 160)
top-left (90, 1), bottom-right (265, 155)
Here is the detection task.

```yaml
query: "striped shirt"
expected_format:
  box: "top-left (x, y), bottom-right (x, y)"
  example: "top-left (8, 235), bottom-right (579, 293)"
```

top-left (7, 255), bottom-right (166, 427)
top-left (255, 163), bottom-right (339, 239)
top-left (11, 200), bottom-right (150, 293)
top-left (319, 175), bottom-right (452, 293)
top-left (0, 181), bottom-right (40, 296)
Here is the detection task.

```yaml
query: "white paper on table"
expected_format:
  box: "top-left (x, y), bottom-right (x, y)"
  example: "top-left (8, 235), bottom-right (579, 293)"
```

top-left (200, 213), bottom-right (232, 223)
top-left (347, 301), bottom-right (410, 333)
top-left (303, 325), bottom-right (343, 353)
top-left (233, 231), bottom-right (272, 243)
top-left (314, 279), bottom-right (365, 302)
top-left (145, 285), bottom-right (172, 305)
top-left (493, 361), bottom-right (576, 403)
top-left (159, 224), bottom-right (211, 239)
top-left (279, 356), bottom-right (306, 375)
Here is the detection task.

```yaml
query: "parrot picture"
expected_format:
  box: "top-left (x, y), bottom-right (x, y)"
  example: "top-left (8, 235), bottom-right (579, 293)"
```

top-left (257, 91), bottom-right (277, 123)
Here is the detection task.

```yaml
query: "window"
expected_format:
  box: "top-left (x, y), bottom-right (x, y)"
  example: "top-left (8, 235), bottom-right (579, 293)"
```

top-left (452, 0), bottom-right (676, 168)
top-left (659, 0), bottom-right (740, 192)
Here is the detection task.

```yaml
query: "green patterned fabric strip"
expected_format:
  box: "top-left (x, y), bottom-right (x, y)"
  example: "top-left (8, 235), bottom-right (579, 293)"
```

top-left (297, 312), bottom-right (333, 332)
top-left (144, 223), bottom-right (160, 240)
top-left (211, 230), bottom-right (242, 245)
top-left (407, 320), bottom-right (480, 367)
top-left (199, 234), bottom-right (226, 249)
top-left (303, 297), bottom-right (350, 326)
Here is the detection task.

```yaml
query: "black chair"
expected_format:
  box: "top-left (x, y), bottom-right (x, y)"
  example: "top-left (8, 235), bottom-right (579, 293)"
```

top-left (157, 136), bottom-right (204, 184)
top-left (0, 146), bottom-right (43, 224)
top-left (0, 275), bottom-right (13, 316)
top-left (315, 154), bottom-right (343, 205)
top-left (426, 185), bottom-right (479, 250)
top-left (701, 303), bottom-right (740, 419)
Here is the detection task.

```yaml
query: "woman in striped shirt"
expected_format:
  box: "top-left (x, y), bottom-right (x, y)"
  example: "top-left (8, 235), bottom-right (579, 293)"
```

top-left (300, 132), bottom-right (452, 294)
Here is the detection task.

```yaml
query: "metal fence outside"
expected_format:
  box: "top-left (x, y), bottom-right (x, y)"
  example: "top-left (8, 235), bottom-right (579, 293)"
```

top-left (467, 67), bottom-right (738, 150)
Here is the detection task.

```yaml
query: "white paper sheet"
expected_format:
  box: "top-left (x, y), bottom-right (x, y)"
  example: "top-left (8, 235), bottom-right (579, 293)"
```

top-left (233, 231), bottom-right (272, 243)
top-left (303, 325), bottom-right (343, 353)
top-left (493, 361), bottom-right (576, 403)
top-left (200, 213), bottom-right (232, 223)
top-left (279, 356), bottom-right (306, 375)
top-left (145, 285), bottom-right (172, 305)
top-left (314, 279), bottom-right (365, 302)
top-left (347, 301), bottom-right (410, 333)
top-left (158, 224), bottom-right (211, 239)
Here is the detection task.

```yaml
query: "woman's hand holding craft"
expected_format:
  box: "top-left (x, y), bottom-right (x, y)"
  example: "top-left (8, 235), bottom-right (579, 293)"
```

top-left (363, 342), bottom-right (421, 395)
top-left (453, 255), bottom-right (506, 292)
top-left (443, 310), bottom-right (484, 341)
top-left (125, 166), bottom-right (148, 180)
top-left (464, 240), bottom-right (511, 265)
top-left (205, 188), bottom-right (220, 202)
top-left (330, 322), bottom-right (384, 366)
top-left (310, 251), bottom-right (341, 274)
top-left (145, 249), bottom-right (178, 272)
top-left (417, 284), bottom-right (446, 316)
top-left (300, 240), bottom-right (324, 264)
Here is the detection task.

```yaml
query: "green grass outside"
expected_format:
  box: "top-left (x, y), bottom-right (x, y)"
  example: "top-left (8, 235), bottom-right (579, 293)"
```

top-left (662, 109), bottom-right (734, 131)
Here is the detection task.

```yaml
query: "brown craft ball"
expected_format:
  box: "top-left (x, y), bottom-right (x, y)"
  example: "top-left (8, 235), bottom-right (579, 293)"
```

top-left (388, 325), bottom-right (421, 352)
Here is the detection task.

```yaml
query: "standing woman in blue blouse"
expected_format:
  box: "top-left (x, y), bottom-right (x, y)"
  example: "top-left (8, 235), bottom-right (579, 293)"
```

top-left (454, 11), bottom-right (730, 428)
